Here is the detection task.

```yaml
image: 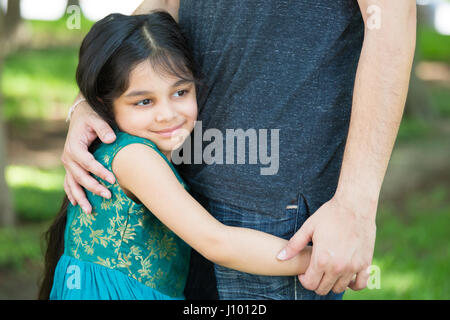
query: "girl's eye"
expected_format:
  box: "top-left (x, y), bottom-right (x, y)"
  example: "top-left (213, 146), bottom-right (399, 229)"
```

top-left (136, 99), bottom-right (152, 106)
top-left (174, 89), bottom-right (188, 97)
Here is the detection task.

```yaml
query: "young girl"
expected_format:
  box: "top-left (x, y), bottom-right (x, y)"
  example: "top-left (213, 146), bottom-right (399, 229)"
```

top-left (39, 11), bottom-right (312, 300)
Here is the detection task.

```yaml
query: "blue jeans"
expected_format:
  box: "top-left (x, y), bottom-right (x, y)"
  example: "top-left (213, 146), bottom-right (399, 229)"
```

top-left (184, 190), bottom-right (345, 300)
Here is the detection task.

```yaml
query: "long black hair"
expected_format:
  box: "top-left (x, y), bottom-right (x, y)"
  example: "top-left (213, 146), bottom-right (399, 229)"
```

top-left (38, 10), bottom-right (202, 300)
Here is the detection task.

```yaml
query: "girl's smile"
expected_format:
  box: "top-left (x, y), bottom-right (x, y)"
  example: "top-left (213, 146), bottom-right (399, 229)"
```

top-left (113, 60), bottom-right (198, 161)
top-left (152, 119), bottom-right (187, 137)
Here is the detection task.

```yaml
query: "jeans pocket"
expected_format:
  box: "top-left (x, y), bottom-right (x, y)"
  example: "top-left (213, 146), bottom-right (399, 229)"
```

top-left (210, 199), bottom-right (297, 240)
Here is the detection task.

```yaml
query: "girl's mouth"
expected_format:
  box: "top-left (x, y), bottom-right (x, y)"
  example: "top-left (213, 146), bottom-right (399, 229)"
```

top-left (153, 121), bottom-right (186, 137)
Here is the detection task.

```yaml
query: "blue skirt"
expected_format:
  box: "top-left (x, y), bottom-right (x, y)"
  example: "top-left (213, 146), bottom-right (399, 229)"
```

top-left (50, 255), bottom-right (185, 300)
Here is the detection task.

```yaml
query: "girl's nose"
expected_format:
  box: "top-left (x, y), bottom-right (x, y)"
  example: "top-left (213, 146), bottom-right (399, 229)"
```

top-left (155, 103), bottom-right (176, 122)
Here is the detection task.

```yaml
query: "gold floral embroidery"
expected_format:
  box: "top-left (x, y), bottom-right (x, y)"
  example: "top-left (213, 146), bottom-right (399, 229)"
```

top-left (65, 132), bottom-right (191, 297)
top-left (158, 234), bottom-right (177, 260)
top-left (78, 210), bottom-right (95, 227)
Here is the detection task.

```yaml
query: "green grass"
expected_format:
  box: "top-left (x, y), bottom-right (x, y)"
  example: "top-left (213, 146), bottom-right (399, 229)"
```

top-left (0, 165), bottom-right (65, 270)
top-left (0, 222), bottom-right (49, 270)
top-left (343, 185), bottom-right (450, 300)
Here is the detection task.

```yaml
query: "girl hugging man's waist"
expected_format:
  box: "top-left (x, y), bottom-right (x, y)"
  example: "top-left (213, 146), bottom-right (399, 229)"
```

top-left (39, 10), bottom-right (312, 301)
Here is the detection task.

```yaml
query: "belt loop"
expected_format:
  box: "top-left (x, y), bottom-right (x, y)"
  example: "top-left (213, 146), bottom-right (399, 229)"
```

top-left (286, 194), bottom-right (298, 210)
top-left (297, 193), bottom-right (310, 217)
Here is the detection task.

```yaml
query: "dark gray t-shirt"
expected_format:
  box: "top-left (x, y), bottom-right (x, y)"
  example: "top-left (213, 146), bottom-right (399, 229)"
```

top-left (175, 0), bottom-right (364, 219)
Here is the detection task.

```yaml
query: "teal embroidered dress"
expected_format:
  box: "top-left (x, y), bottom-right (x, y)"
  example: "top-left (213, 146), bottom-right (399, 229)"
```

top-left (50, 130), bottom-right (191, 300)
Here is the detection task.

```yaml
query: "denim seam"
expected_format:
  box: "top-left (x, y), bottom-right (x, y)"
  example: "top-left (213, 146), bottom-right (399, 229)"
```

top-left (294, 197), bottom-right (299, 300)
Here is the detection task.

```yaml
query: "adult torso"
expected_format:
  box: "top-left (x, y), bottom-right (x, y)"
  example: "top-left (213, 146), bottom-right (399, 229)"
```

top-left (176, 0), bottom-right (364, 220)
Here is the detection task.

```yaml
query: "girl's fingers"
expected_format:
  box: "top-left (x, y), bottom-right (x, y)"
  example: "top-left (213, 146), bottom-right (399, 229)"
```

top-left (66, 170), bottom-right (92, 214)
top-left (278, 217), bottom-right (313, 261)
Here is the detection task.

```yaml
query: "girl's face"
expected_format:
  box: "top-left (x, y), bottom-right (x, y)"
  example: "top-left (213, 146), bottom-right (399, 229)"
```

top-left (113, 60), bottom-right (198, 161)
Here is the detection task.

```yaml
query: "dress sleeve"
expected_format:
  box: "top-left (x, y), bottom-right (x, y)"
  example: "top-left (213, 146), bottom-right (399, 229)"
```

top-left (93, 130), bottom-right (190, 191)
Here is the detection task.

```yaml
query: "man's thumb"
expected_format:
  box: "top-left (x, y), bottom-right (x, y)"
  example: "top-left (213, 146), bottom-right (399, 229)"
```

top-left (277, 219), bottom-right (313, 261)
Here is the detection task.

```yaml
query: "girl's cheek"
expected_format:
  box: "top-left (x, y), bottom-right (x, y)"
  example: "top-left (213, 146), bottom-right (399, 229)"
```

top-left (178, 102), bottom-right (197, 123)
top-left (187, 101), bottom-right (198, 119)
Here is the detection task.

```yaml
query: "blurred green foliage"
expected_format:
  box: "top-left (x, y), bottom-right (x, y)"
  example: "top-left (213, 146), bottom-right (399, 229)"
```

top-left (397, 118), bottom-right (435, 141)
top-left (429, 86), bottom-right (450, 117)
top-left (0, 222), bottom-right (48, 270)
top-left (2, 48), bottom-right (78, 121)
top-left (24, 14), bottom-right (94, 42)
top-left (6, 166), bottom-right (66, 222)
top-left (418, 26), bottom-right (450, 63)
top-left (343, 185), bottom-right (449, 299)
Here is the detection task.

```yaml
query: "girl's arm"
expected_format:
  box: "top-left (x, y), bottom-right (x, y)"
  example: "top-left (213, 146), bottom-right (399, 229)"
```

top-left (112, 143), bottom-right (311, 276)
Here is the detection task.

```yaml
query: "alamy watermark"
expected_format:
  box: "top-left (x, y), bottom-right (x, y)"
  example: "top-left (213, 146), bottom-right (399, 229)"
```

top-left (366, 264), bottom-right (381, 290)
top-left (66, 264), bottom-right (81, 290)
top-left (367, 5), bottom-right (382, 30)
top-left (66, 5), bottom-right (81, 30)
top-left (65, 4), bottom-right (382, 31)
top-left (169, 121), bottom-right (280, 176)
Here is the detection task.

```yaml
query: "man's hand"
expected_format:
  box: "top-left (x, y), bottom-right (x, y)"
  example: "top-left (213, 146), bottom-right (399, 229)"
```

top-left (277, 195), bottom-right (376, 295)
top-left (61, 100), bottom-right (116, 214)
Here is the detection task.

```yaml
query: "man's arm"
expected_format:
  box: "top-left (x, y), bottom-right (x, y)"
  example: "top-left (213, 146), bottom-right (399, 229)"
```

top-left (335, 0), bottom-right (416, 217)
top-left (61, 0), bottom-right (179, 213)
top-left (277, 0), bottom-right (416, 295)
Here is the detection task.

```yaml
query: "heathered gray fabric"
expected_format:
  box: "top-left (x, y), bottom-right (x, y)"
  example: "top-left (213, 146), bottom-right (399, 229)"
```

top-left (175, 0), bottom-right (364, 218)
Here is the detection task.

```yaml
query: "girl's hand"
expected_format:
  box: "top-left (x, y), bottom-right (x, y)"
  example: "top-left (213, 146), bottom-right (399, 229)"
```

top-left (61, 100), bottom-right (117, 214)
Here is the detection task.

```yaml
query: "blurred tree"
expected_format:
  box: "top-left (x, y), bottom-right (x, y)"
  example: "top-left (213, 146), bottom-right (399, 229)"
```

top-left (404, 4), bottom-right (437, 120)
top-left (405, 49), bottom-right (437, 120)
top-left (0, 0), bottom-right (22, 227)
